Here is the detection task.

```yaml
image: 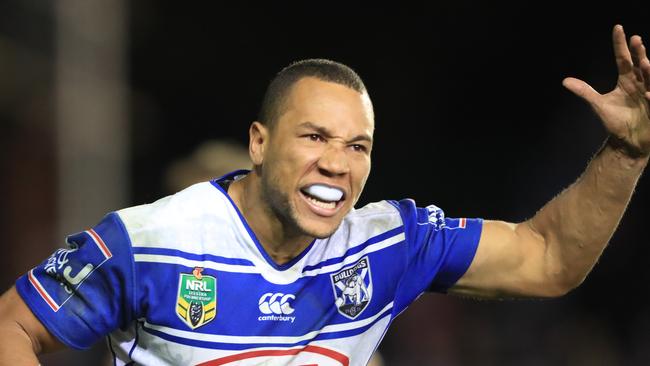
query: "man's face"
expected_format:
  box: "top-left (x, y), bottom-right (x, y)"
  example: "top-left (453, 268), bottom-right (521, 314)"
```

top-left (256, 77), bottom-right (374, 239)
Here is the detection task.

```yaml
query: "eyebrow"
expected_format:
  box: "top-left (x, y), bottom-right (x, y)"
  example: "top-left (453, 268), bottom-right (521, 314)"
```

top-left (298, 121), bottom-right (373, 144)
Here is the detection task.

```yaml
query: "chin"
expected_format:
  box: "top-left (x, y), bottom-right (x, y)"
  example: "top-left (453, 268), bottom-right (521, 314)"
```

top-left (310, 230), bottom-right (338, 239)
top-left (299, 220), bottom-right (342, 239)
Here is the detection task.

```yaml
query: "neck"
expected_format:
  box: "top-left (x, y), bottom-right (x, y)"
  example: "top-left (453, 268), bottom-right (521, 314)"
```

top-left (228, 172), bottom-right (314, 265)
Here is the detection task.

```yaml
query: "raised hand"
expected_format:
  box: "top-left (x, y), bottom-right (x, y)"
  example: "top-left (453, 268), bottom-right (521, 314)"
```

top-left (563, 24), bottom-right (650, 158)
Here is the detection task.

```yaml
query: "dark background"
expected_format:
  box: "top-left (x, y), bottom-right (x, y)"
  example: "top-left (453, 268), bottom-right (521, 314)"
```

top-left (1, 2), bottom-right (649, 365)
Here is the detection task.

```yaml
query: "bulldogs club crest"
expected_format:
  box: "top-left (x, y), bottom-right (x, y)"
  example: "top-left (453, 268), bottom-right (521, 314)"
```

top-left (331, 257), bottom-right (373, 319)
top-left (176, 267), bottom-right (216, 329)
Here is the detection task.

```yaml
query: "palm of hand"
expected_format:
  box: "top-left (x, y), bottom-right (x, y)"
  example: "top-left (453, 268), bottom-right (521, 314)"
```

top-left (563, 25), bottom-right (650, 157)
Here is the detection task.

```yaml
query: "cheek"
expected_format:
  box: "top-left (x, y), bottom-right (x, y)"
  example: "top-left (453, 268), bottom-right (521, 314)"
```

top-left (352, 155), bottom-right (371, 176)
top-left (288, 145), bottom-right (323, 168)
top-left (351, 159), bottom-right (371, 189)
top-left (269, 146), bottom-right (315, 179)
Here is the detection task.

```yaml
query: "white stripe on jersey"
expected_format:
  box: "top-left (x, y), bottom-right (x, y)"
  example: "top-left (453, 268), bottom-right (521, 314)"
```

top-left (133, 254), bottom-right (259, 274)
top-left (143, 301), bottom-right (393, 345)
top-left (28, 270), bottom-right (60, 312)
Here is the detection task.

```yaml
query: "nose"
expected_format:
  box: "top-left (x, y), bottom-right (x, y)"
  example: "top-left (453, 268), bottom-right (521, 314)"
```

top-left (317, 142), bottom-right (350, 176)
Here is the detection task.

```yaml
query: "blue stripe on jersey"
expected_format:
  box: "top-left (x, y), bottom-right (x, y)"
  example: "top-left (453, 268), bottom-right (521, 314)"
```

top-left (129, 323), bottom-right (140, 361)
top-left (131, 247), bottom-right (255, 266)
top-left (140, 307), bottom-right (391, 351)
top-left (302, 226), bottom-right (404, 273)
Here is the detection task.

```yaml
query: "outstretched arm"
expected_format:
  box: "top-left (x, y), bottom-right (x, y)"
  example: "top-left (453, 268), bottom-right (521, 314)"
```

top-left (450, 25), bottom-right (650, 299)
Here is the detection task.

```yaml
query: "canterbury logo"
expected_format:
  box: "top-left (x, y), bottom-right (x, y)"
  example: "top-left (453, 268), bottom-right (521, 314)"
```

top-left (258, 293), bottom-right (295, 315)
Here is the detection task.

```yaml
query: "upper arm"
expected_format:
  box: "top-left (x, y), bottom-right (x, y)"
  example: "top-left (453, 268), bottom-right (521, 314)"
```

top-left (0, 286), bottom-right (65, 354)
top-left (14, 213), bottom-right (137, 349)
top-left (448, 219), bottom-right (567, 299)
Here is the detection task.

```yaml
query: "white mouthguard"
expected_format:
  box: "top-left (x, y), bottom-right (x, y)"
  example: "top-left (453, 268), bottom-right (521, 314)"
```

top-left (304, 184), bottom-right (344, 202)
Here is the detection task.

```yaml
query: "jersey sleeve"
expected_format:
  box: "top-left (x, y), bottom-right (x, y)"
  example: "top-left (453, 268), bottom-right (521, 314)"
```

top-left (390, 199), bottom-right (483, 302)
top-left (15, 212), bottom-right (137, 350)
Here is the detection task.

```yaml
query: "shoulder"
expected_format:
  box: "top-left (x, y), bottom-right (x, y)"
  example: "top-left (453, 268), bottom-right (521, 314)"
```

top-left (333, 200), bottom-right (406, 243)
top-left (119, 181), bottom-right (223, 220)
top-left (345, 200), bottom-right (402, 225)
top-left (350, 198), bottom-right (444, 222)
top-left (343, 198), bottom-right (446, 226)
top-left (116, 181), bottom-right (230, 247)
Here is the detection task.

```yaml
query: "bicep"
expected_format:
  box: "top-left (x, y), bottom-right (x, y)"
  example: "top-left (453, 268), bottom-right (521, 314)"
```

top-left (0, 286), bottom-right (65, 354)
top-left (448, 219), bottom-right (565, 299)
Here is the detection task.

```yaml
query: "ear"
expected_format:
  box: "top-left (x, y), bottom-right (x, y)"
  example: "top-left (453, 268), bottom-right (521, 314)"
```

top-left (249, 121), bottom-right (269, 165)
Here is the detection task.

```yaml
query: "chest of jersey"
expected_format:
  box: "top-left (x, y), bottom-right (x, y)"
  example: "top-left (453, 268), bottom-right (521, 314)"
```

top-left (128, 244), bottom-right (404, 366)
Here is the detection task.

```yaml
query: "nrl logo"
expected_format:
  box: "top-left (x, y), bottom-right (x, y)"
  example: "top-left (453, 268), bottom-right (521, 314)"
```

top-left (331, 257), bottom-right (373, 319)
top-left (176, 267), bottom-right (216, 329)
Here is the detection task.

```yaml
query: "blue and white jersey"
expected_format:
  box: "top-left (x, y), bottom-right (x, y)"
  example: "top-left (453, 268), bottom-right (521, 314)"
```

top-left (16, 171), bottom-right (483, 366)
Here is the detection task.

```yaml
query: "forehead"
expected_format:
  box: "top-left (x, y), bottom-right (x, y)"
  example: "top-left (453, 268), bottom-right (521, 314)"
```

top-left (279, 77), bottom-right (375, 134)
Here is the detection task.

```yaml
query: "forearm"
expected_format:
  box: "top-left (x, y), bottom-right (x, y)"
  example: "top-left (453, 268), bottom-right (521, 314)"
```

top-left (0, 287), bottom-right (62, 366)
top-left (0, 290), bottom-right (41, 366)
top-left (0, 323), bottom-right (41, 365)
top-left (529, 136), bottom-right (648, 290)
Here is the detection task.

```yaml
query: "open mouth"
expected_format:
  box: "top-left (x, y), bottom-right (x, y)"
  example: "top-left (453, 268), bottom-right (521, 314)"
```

top-left (300, 184), bottom-right (346, 211)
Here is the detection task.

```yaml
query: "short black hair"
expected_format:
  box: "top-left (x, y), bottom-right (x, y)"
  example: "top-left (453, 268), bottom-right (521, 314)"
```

top-left (257, 59), bottom-right (368, 128)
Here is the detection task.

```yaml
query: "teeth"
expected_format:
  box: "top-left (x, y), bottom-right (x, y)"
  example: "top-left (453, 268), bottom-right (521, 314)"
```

top-left (304, 184), bottom-right (343, 202)
top-left (306, 195), bottom-right (336, 209)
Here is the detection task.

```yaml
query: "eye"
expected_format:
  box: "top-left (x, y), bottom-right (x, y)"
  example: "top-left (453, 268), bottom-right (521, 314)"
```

top-left (306, 134), bottom-right (325, 142)
top-left (350, 144), bottom-right (368, 153)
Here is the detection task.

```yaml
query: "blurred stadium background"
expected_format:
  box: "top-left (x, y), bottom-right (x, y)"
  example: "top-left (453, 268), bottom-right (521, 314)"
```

top-left (1, 1), bottom-right (649, 365)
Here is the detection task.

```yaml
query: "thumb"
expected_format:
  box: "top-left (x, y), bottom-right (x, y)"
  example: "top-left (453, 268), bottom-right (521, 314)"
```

top-left (562, 77), bottom-right (601, 104)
